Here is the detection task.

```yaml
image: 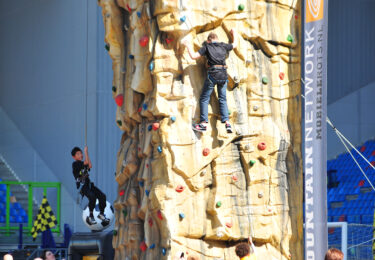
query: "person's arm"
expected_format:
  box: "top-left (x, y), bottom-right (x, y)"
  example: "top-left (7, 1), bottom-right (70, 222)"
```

top-left (181, 39), bottom-right (201, 60)
top-left (230, 29), bottom-right (237, 49)
top-left (84, 146), bottom-right (92, 169)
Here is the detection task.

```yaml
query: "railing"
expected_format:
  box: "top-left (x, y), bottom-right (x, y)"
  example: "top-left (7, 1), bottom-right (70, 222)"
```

top-left (0, 181), bottom-right (61, 235)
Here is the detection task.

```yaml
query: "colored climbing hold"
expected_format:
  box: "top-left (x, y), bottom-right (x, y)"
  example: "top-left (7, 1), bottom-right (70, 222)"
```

top-left (358, 180), bottom-right (365, 187)
top-left (115, 94), bottom-right (124, 107)
top-left (146, 163), bottom-right (149, 168)
top-left (157, 210), bottom-right (163, 220)
top-left (126, 4), bottom-right (131, 12)
top-left (140, 241), bottom-right (147, 252)
top-left (228, 109), bottom-right (232, 115)
top-left (138, 107), bottom-right (142, 112)
top-left (105, 44), bottom-right (110, 51)
top-left (179, 213), bottom-right (185, 219)
top-left (148, 125), bottom-right (153, 131)
top-left (119, 190), bottom-right (125, 196)
top-left (170, 116), bottom-right (176, 122)
top-left (157, 146), bottom-right (162, 153)
top-left (258, 192), bottom-right (263, 198)
top-left (112, 86), bottom-right (116, 92)
top-left (142, 103), bottom-right (148, 110)
top-left (295, 15), bottom-right (298, 20)
top-left (123, 209), bottom-right (128, 217)
top-left (149, 60), bottom-right (154, 71)
top-left (116, 120), bottom-right (122, 126)
top-left (253, 105), bottom-right (259, 111)
top-left (287, 34), bottom-right (294, 43)
top-left (226, 222), bottom-right (233, 228)
top-left (216, 201), bottom-right (222, 208)
top-left (175, 185), bottom-right (185, 193)
top-left (136, 11), bottom-right (141, 18)
top-left (152, 122), bottom-right (160, 130)
top-left (139, 35), bottom-right (149, 47)
top-left (262, 77), bottom-right (268, 84)
top-left (148, 217), bottom-right (153, 227)
top-left (145, 189), bottom-right (150, 196)
top-left (165, 38), bottom-right (173, 44)
top-left (113, 230), bottom-right (118, 236)
top-left (360, 146), bottom-right (366, 152)
top-left (232, 175), bottom-right (238, 181)
top-left (129, 54), bottom-right (134, 59)
top-left (258, 142), bottom-right (266, 151)
top-left (279, 72), bottom-right (285, 80)
top-left (180, 16), bottom-right (186, 22)
top-left (238, 4), bottom-right (245, 11)
top-left (149, 244), bottom-right (155, 249)
top-left (162, 248), bottom-right (166, 256)
top-left (203, 148), bottom-right (210, 156)
top-left (249, 160), bottom-right (256, 166)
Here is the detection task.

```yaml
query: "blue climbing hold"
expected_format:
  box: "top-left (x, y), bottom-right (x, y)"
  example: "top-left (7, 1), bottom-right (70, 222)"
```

top-left (180, 16), bottom-right (186, 22)
top-left (129, 54), bottom-right (134, 59)
top-left (137, 11), bottom-right (141, 18)
top-left (139, 181), bottom-right (144, 187)
top-left (157, 146), bottom-right (162, 153)
top-left (162, 248), bottom-right (166, 255)
top-left (145, 190), bottom-right (150, 196)
top-left (149, 243), bottom-right (155, 249)
top-left (149, 60), bottom-right (154, 71)
top-left (142, 103), bottom-right (148, 110)
top-left (171, 116), bottom-right (176, 122)
top-left (148, 125), bottom-right (152, 131)
top-left (179, 213), bottom-right (185, 219)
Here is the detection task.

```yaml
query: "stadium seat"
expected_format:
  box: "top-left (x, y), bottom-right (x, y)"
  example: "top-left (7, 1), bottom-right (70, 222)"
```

top-left (12, 202), bottom-right (22, 210)
top-left (0, 184), bottom-right (6, 191)
top-left (0, 215), bottom-right (4, 223)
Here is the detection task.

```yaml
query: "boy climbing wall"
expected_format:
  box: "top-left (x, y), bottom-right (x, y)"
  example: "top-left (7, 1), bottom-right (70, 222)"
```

top-left (71, 146), bottom-right (109, 225)
top-left (182, 29), bottom-right (237, 133)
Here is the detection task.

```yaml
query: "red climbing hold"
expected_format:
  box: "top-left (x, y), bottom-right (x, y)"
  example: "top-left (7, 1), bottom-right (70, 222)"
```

top-left (119, 190), bottom-right (125, 196)
top-left (126, 4), bottom-right (131, 12)
top-left (226, 222), bottom-right (233, 228)
top-left (152, 122), bottom-right (160, 131)
top-left (203, 148), bottom-right (210, 156)
top-left (339, 215), bottom-right (346, 222)
top-left (295, 15), bottom-right (298, 19)
top-left (232, 175), bottom-right (238, 181)
top-left (115, 94), bottom-right (124, 107)
top-left (360, 146), bottom-right (366, 152)
top-left (328, 228), bottom-right (335, 234)
top-left (165, 38), bottom-right (173, 44)
top-left (157, 210), bottom-right (163, 220)
top-left (358, 180), bottom-right (365, 187)
top-left (175, 185), bottom-right (184, 193)
top-left (148, 217), bottom-right (153, 227)
top-left (279, 72), bottom-right (285, 80)
top-left (146, 163), bottom-right (149, 168)
top-left (139, 35), bottom-right (149, 47)
top-left (138, 107), bottom-right (142, 112)
top-left (257, 142), bottom-right (266, 151)
top-left (371, 150), bottom-right (375, 156)
top-left (140, 241), bottom-right (147, 252)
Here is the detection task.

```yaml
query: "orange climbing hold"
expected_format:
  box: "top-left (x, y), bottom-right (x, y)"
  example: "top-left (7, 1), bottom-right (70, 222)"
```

top-left (175, 185), bottom-right (184, 193)
top-left (257, 142), bottom-right (266, 151)
top-left (226, 222), bottom-right (233, 228)
top-left (115, 94), bottom-right (124, 107)
top-left (203, 148), bottom-right (210, 156)
top-left (139, 35), bottom-right (149, 47)
top-left (232, 175), bottom-right (238, 181)
top-left (152, 122), bottom-right (160, 131)
top-left (279, 72), bottom-right (285, 80)
top-left (157, 210), bottom-right (163, 220)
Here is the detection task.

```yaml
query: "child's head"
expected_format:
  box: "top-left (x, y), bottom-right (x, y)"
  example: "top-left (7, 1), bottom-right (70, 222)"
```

top-left (207, 32), bottom-right (218, 43)
top-left (71, 147), bottom-right (83, 161)
top-left (325, 248), bottom-right (344, 260)
top-left (235, 243), bottom-right (250, 258)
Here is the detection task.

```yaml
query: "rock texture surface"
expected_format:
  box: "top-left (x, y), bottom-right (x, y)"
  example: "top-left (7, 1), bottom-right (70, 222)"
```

top-left (98, 0), bottom-right (302, 259)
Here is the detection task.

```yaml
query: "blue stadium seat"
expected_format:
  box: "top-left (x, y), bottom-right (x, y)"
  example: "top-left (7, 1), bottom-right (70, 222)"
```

top-left (0, 215), bottom-right (4, 223)
top-left (22, 215), bottom-right (28, 223)
top-left (0, 184), bottom-right (6, 191)
top-left (12, 202), bottom-right (21, 210)
top-left (9, 208), bottom-right (17, 216)
top-left (14, 215), bottom-right (23, 223)
top-left (0, 202), bottom-right (5, 211)
top-left (9, 215), bottom-right (15, 223)
top-left (18, 208), bottom-right (27, 217)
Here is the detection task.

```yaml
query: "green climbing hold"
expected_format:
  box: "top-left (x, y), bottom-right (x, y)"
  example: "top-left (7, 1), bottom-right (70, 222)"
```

top-left (238, 4), bottom-right (245, 11)
top-left (117, 120), bottom-right (122, 126)
top-left (287, 34), bottom-right (294, 43)
top-left (112, 86), bottom-right (116, 92)
top-left (216, 201), bottom-right (222, 208)
top-left (123, 209), bottom-right (128, 217)
top-left (250, 160), bottom-right (256, 166)
top-left (113, 230), bottom-right (118, 236)
top-left (262, 77), bottom-right (268, 84)
top-left (105, 44), bottom-right (110, 51)
top-left (228, 109), bottom-right (232, 115)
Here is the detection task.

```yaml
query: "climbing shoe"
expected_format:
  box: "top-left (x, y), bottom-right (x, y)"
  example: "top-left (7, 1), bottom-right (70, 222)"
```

top-left (86, 215), bottom-right (97, 225)
top-left (225, 122), bottom-right (233, 133)
top-left (97, 213), bottom-right (109, 222)
top-left (192, 123), bottom-right (207, 132)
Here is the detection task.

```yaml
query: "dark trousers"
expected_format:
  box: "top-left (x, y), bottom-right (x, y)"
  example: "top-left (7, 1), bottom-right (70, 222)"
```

top-left (81, 183), bottom-right (106, 214)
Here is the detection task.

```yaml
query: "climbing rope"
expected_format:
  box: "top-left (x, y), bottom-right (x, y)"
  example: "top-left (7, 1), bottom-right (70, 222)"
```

top-left (84, 0), bottom-right (89, 146)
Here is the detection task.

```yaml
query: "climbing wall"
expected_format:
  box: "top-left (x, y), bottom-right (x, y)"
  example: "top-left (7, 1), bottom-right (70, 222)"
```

top-left (99, 0), bottom-right (302, 259)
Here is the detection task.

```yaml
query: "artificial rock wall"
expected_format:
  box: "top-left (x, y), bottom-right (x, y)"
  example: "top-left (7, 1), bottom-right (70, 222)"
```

top-left (98, 0), bottom-right (302, 259)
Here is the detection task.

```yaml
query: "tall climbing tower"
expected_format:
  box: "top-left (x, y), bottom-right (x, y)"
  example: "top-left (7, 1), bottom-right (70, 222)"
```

top-left (99, 0), bottom-right (302, 259)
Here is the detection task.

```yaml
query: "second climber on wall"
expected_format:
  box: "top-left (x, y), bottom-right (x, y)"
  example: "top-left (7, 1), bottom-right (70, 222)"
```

top-left (182, 29), bottom-right (237, 133)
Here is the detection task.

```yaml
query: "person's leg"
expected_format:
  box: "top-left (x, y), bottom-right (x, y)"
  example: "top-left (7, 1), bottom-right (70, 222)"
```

top-left (217, 80), bottom-right (232, 133)
top-left (199, 76), bottom-right (216, 124)
top-left (91, 186), bottom-right (107, 215)
top-left (81, 186), bottom-right (97, 224)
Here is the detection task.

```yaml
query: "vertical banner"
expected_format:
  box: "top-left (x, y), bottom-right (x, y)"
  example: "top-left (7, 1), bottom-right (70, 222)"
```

top-left (304, 0), bottom-right (328, 259)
